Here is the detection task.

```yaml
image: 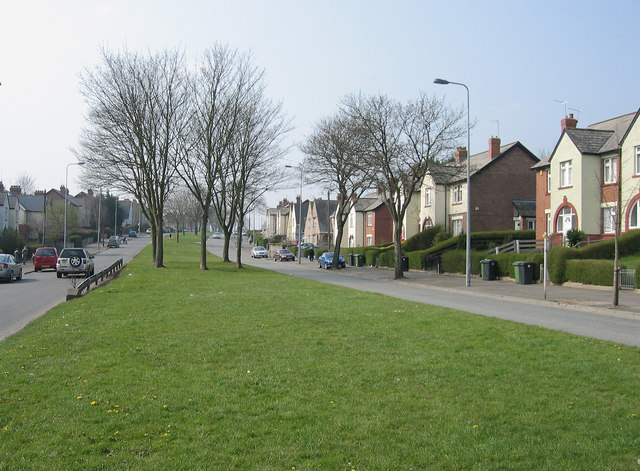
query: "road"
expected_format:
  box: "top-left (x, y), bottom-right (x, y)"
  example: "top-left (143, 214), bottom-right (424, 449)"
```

top-left (209, 239), bottom-right (640, 347)
top-left (0, 235), bottom-right (151, 341)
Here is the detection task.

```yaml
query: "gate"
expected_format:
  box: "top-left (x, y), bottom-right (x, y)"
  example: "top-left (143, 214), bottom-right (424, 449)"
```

top-left (619, 269), bottom-right (636, 290)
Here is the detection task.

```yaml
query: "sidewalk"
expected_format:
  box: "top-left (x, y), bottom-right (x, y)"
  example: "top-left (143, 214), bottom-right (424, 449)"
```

top-left (338, 265), bottom-right (640, 319)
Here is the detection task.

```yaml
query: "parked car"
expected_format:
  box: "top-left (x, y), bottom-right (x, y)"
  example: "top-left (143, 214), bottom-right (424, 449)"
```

top-left (0, 254), bottom-right (23, 282)
top-left (274, 248), bottom-right (295, 262)
top-left (33, 247), bottom-right (58, 272)
top-left (212, 232), bottom-right (223, 239)
top-left (251, 246), bottom-right (268, 258)
top-left (318, 252), bottom-right (346, 269)
top-left (128, 230), bottom-right (137, 238)
top-left (300, 243), bottom-right (318, 251)
top-left (107, 236), bottom-right (120, 248)
top-left (56, 248), bottom-right (95, 278)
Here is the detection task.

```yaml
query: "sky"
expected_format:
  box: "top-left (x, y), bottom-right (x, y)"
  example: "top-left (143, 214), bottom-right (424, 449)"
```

top-left (1, 0), bottom-right (639, 214)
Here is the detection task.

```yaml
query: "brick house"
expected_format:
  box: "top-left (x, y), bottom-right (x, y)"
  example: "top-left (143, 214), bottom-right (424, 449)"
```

top-left (338, 193), bottom-right (393, 248)
top-left (412, 137), bottom-right (539, 238)
top-left (304, 198), bottom-right (338, 248)
top-left (532, 109), bottom-right (640, 246)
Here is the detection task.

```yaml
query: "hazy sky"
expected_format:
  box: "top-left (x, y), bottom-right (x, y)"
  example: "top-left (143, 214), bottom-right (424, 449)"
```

top-left (1, 0), bottom-right (638, 208)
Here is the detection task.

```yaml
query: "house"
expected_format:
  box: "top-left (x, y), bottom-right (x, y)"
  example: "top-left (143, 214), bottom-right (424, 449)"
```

top-left (287, 197), bottom-right (309, 244)
top-left (0, 184), bottom-right (19, 233)
top-left (532, 110), bottom-right (640, 246)
top-left (305, 198), bottom-right (338, 248)
top-left (18, 193), bottom-right (47, 242)
top-left (264, 199), bottom-right (292, 240)
top-left (412, 137), bottom-right (539, 238)
top-left (338, 193), bottom-right (393, 247)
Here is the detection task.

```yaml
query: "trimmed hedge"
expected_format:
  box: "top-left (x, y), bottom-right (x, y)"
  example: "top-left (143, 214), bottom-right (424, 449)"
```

top-left (565, 260), bottom-right (620, 287)
top-left (440, 250), bottom-right (544, 280)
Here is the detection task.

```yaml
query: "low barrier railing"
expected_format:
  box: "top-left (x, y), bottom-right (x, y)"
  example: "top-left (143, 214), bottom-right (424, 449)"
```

top-left (66, 258), bottom-right (123, 300)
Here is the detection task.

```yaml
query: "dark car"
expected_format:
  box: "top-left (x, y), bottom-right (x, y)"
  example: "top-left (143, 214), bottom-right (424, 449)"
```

top-left (318, 252), bottom-right (346, 269)
top-left (33, 247), bottom-right (58, 272)
top-left (0, 254), bottom-right (23, 282)
top-left (274, 248), bottom-right (295, 262)
top-left (107, 236), bottom-right (120, 248)
top-left (128, 230), bottom-right (137, 238)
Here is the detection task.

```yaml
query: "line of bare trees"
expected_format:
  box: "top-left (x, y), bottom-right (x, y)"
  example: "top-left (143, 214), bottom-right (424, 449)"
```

top-left (76, 45), bottom-right (291, 269)
top-left (301, 93), bottom-right (466, 279)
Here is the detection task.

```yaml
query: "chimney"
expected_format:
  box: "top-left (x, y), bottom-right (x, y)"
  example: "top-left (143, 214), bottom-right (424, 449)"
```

top-left (455, 146), bottom-right (468, 164)
top-left (489, 137), bottom-right (501, 159)
top-left (296, 195), bottom-right (301, 204)
top-left (87, 189), bottom-right (94, 197)
top-left (60, 185), bottom-right (67, 196)
top-left (561, 113), bottom-right (578, 132)
top-left (9, 185), bottom-right (22, 195)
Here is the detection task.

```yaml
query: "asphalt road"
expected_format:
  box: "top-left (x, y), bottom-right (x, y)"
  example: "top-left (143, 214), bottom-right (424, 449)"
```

top-left (0, 236), bottom-right (151, 341)
top-left (209, 239), bottom-right (640, 347)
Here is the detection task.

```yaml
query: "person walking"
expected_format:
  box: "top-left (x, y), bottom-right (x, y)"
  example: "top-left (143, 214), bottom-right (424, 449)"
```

top-left (308, 248), bottom-right (315, 262)
top-left (22, 246), bottom-right (29, 264)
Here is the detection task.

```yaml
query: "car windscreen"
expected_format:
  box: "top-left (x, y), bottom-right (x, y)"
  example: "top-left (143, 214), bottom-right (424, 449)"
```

top-left (37, 249), bottom-right (56, 256)
top-left (0, 254), bottom-right (11, 263)
top-left (324, 252), bottom-right (333, 258)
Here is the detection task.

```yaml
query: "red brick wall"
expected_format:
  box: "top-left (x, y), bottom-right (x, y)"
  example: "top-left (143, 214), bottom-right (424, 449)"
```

top-left (369, 205), bottom-right (393, 244)
top-left (470, 146), bottom-right (538, 232)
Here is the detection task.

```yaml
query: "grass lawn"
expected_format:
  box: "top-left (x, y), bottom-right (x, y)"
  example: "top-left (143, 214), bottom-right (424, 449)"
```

top-left (1, 234), bottom-right (639, 470)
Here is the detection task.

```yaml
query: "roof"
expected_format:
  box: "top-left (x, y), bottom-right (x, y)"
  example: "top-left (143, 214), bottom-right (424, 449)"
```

top-left (448, 141), bottom-right (538, 183)
top-left (547, 110), bottom-right (638, 162)
top-left (314, 199), bottom-right (338, 232)
top-left (19, 195), bottom-right (45, 212)
top-left (513, 199), bottom-right (536, 218)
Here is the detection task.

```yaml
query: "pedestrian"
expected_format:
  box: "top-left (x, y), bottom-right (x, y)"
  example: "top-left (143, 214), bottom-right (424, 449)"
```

top-left (14, 249), bottom-right (20, 263)
top-left (22, 246), bottom-right (29, 264)
top-left (308, 248), bottom-right (314, 262)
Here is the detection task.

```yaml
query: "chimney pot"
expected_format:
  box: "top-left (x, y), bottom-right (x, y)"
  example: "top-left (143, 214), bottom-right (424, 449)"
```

top-left (455, 146), bottom-right (468, 164)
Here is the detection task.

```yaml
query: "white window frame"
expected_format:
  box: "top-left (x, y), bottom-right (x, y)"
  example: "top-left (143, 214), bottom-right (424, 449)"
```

top-left (366, 235), bottom-right (372, 246)
top-left (367, 212), bottom-right (372, 226)
top-left (424, 188), bottom-right (432, 207)
top-left (452, 217), bottom-right (463, 236)
top-left (603, 157), bottom-right (617, 184)
top-left (602, 207), bottom-right (616, 234)
top-left (630, 200), bottom-right (640, 229)
top-left (453, 185), bottom-right (462, 204)
top-left (560, 160), bottom-right (572, 187)
top-left (546, 170), bottom-right (551, 193)
top-left (635, 146), bottom-right (640, 176)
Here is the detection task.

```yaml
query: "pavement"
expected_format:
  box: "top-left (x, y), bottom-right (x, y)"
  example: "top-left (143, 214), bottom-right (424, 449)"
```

top-left (337, 265), bottom-right (640, 320)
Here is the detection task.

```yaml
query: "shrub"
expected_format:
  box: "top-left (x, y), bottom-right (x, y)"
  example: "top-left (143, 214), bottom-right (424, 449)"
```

top-left (565, 260), bottom-right (619, 286)
top-left (365, 250), bottom-right (379, 266)
top-left (402, 225), bottom-right (445, 252)
top-left (566, 229), bottom-right (586, 247)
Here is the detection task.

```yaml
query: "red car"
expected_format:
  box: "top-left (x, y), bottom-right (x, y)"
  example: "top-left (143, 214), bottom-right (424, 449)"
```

top-left (274, 248), bottom-right (295, 262)
top-left (33, 247), bottom-right (58, 272)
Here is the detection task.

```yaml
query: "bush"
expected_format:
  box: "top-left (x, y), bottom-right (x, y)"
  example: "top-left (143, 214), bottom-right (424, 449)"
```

top-left (365, 250), bottom-right (379, 266)
top-left (402, 225), bottom-right (445, 252)
top-left (565, 260), bottom-right (619, 286)
top-left (0, 228), bottom-right (25, 255)
top-left (566, 229), bottom-right (586, 247)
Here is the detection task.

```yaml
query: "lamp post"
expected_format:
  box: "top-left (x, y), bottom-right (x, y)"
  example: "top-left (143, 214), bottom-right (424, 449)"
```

top-left (63, 162), bottom-right (85, 249)
top-left (434, 78), bottom-right (471, 287)
top-left (285, 165), bottom-right (303, 264)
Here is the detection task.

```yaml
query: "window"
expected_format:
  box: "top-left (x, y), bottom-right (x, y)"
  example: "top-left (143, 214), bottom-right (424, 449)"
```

top-left (366, 235), bottom-right (372, 246)
top-left (423, 218), bottom-right (433, 230)
top-left (556, 206), bottom-right (576, 234)
top-left (630, 200), bottom-right (640, 229)
top-left (636, 147), bottom-right (640, 175)
top-left (349, 214), bottom-right (354, 228)
top-left (367, 212), bottom-right (372, 226)
top-left (546, 213), bottom-right (551, 235)
top-left (603, 207), bottom-right (615, 234)
top-left (452, 218), bottom-right (463, 236)
top-left (424, 188), bottom-right (432, 207)
top-left (603, 157), bottom-right (617, 184)
top-left (560, 160), bottom-right (572, 187)
top-left (527, 220), bottom-right (535, 230)
top-left (453, 185), bottom-right (462, 204)
top-left (546, 170), bottom-right (551, 193)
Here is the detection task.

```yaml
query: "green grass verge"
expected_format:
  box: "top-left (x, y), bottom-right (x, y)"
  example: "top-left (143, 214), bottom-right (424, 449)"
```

top-left (1, 234), bottom-right (639, 470)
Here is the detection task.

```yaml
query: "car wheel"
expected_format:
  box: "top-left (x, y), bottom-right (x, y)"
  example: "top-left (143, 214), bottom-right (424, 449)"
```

top-left (34, 266), bottom-right (40, 272)
top-left (16, 270), bottom-right (22, 280)
top-left (57, 272), bottom-right (62, 278)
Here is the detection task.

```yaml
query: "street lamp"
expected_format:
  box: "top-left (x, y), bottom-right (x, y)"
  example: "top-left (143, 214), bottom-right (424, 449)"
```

top-left (63, 162), bottom-right (85, 249)
top-left (434, 78), bottom-right (471, 287)
top-left (285, 165), bottom-right (303, 264)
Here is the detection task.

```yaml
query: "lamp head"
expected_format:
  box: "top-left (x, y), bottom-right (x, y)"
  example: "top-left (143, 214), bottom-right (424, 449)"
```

top-left (433, 78), bottom-right (450, 85)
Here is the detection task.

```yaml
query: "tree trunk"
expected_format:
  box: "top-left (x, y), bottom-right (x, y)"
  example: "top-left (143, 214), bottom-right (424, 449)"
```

top-left (236, 232), bottom-right (243, 269)
top-left (393, 224), bottom-right (404, 280)
top-left (222, 231), bottom-right (231, 263)
top-left (200, 212), bottom-right (209, 270)
top-left (331, 224), bottom-right (345, 271)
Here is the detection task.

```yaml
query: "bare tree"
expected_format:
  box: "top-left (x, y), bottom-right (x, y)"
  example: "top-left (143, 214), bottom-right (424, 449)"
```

top-left (230, 87), bottom-right (291, 268)
top-left (77, 47), bottom-right (189, 267)
top-left (164, 187), bottom-right (194, 242)
top-left (300, 111), bottom-right (373, 269)
top-left (177, 45), bottom-right (243, 269)
top-left (15, 172), bottom-right (37, 194)
top-left (342, 92), bottom-right (465, 279)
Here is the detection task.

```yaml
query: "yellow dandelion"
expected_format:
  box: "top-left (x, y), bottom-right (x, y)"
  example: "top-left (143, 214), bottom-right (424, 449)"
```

top-left (473, 424), bottom-right (479, 429)
top-left (632, 413), bottom-right (638, 417)
top-left (114, 431), bottom-right (119, 435)
top-left (330, 401), bottom-right (335, 404)
top-left (2, 426), bottom-right (8, 432)
top-left (76, 396), bottom-right (83, 400)
top-left (90, 401), bottom-right (98, 406)
top-left (163, 404), bottom-right (168, 409)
